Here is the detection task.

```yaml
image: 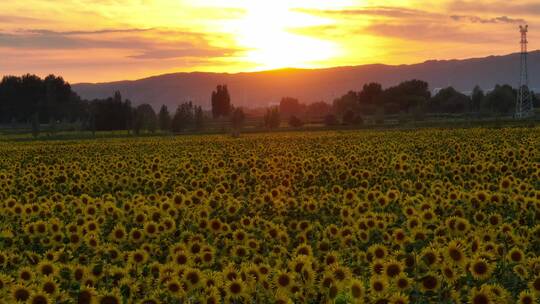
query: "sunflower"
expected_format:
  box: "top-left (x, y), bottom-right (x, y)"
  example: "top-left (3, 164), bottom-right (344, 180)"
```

top-left (29, 292), bottom-right (51, 304)
top-left (139, 296), bottom-right (160, 304)
top-left (11, 283), bottom-right (31, 302)
top-left (530, 276), bottom-right (540, 296)
top-left (320, 272), bottom-right (336, 290)
top-left (349, 279), bottom-right (365, 303)
top-left (469, 286), bottom-right (494, 304)
top-left (512, 265), bottom-right (528, 281)
top-left (420, 247), bottom-right (439, 267)
top-left (420, 273), bottom-right (439, 292)
top-left (165, 279), bottom-right (186, 298)
top-left (143, 222), bottom-right (158, 237)
top-left (441, 264), bottom-right (459, 284)
top-left (323, 251), bottom-right (339, 266)
top-left (469, 257), bottom-right (494, 281)
top-left (183, 267), bottom-right (204, 290)
top-left (394, 273), bottom-right (411, 291)
top-left (369, 275), bottom-right (388, 295)
top-left (369, 244), bottom-right (388, 261)
top-left (18, 266), bottom-right (34, 282)
top-left (41, 276), bottom-right (59, 296)
top-left (383, 259), bottom-right (403, 279)
top-left (97, 289), bottom-right (122, 304)
top-left (225, 278), bottom-right (247, 301)
top-left (129, 229), bottom-right (145, 243)
top-left (110, 225), bottom-right (126, 242)
top-left (445, 240), bottom-right (467, 266)
top-left (330, 265), bottom-right (351, 287)
top-left (272, 270), bottom-right (293, 292)
top-left (518, 290), bottom-right (536, 304)
top-left (390, 292), bottom-right (409, 304)
top-left (201, 286), bottom-right (221, 304)
top-left (129, 249), bottom-right (149, 266)
top-left (507, 247), bottom-right (525, 264)
top-left (37, 261), bottom-right (56, 277)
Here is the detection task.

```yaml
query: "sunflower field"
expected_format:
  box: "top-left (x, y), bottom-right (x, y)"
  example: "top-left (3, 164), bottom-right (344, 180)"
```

top-left (0, 128), bottom-right (539, 304)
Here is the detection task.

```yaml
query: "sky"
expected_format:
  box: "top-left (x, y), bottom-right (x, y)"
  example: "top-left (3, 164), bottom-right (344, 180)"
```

top-left (0, 0), bottom-right (539, 83)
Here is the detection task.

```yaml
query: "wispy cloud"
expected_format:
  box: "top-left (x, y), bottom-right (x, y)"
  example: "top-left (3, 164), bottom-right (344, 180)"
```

top-left (450, 15), bottom-right (526, 24)
top-left (22, 28), bottom-right (153, 35)
top-left (294, 6), bottom-right (437, 19)
top-left (0, 27), bottom-right (239, 61)
top-left (447, 1), bottom-right (540, 15)
top-left (128, 47), bottom-right (239, 60)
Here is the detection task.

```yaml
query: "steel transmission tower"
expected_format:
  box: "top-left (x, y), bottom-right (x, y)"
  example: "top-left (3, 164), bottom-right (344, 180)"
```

top-left (516, 25), bottom-right (534, 119)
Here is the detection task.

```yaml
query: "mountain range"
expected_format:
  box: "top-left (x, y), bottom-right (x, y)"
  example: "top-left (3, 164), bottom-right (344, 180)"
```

top-left (72, 51), bottom-right (540, 109)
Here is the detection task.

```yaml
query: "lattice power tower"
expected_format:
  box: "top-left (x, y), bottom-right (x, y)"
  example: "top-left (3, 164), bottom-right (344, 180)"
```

top-left (516, 25), bottom-right (534, 119)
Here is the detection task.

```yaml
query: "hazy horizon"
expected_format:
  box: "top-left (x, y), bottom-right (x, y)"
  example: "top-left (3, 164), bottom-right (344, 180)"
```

top-left (1, 0), bottom-right (539, 83)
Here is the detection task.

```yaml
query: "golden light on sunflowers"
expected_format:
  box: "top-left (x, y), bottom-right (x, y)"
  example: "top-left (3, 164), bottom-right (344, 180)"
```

top-left (0, 127), bottom-right (538, 303)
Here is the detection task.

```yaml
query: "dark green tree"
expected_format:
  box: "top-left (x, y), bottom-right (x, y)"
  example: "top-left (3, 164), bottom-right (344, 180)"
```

top-left (471, 86), bottom-right (484, 113)
top-left (482, 85), bottom-right (516, 115)
top-left (279, 97), bottom-right (305, 119)
top-left (172, 102), bottom-right (195, 132)
top-left (380, 80), bottom-right (430, 114)
top-left (211, 85), bottom-right (231, 118)
top-left (342, 110), bottom-right (363, 126)
top-left (230, 107), bottom-right (245, 131)
top-left (264, 107), bottom-right (280, 129)
top-left (132, 104), bottom-right (157, 135)
top-left (429, 87), bottom-right (471, 113)
top-left (158, 105), bottom-right (171, 131)
top-left (358, 83), bottom-right (383, 114)
top-left (194, 106), bottom-right (204, 130)
top-left (288, 115), bottom-right (304, 128)
top-left (333, 91), bottom-right (358, 117)
top-left (324, 114), bottom-right (338, 126)
top-left (31, 112), bottom-right (39, 138)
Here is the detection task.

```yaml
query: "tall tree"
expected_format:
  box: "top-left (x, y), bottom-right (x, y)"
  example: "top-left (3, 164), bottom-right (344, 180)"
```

top-left (482, 85), bottom-right (516, 115)
top-left (158, 105), bottom-right (171, 131)
top-left (230, 107), bottom-right (245, 130)
top-left (358, 82), bottom-right (383, 114)
top-left (172, 102), bottom-right (195, 132)
top-left (380, 80), bottom-right (430, 114)
top-left (305, 101), bottom-right (332, 119)
top-left (194, 106), bottom-right (204, 130)
top-left (132, 104), bottom-right (157, 135)
top-left (471, 86), bottom-right (484, 113)
top-left (211, 85), bottom-right (231, 118)
top-left (279, 97), bottom-right (304, 119)
top-left (333, 91), bottom-right (358, 117)
top-left (429, 87), bottom-right (471, 113)
top-left (264, 107), bottom-right (281, 129)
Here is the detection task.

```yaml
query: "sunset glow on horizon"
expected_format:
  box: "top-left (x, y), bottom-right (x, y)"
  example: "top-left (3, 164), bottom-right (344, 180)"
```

top-left (1, 0), bottom-right (539, 83)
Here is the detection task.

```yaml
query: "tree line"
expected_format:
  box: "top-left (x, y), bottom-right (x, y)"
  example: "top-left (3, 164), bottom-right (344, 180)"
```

top-left (0, 74), bottom-right (205, 136)
top-left (1, 74), bottom-right (537, 136)
top-left (278, 80), bottom-right (539, 127)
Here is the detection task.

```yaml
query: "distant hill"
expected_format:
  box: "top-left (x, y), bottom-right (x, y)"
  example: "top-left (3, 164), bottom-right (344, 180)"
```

top-left (72, 51), bottom-right (540, 109)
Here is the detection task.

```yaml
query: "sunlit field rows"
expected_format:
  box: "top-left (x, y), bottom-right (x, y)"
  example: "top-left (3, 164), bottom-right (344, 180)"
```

top-left (0, 128), bottom-right (539, 304)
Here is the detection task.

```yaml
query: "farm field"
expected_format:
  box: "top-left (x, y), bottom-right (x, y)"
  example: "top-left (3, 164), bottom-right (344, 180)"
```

top-left (0, 128), bottom-right (539, 304)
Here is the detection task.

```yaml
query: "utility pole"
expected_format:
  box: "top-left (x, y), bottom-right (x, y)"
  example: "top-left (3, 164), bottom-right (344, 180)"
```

top-left (516, 25), bottom-right (534, 119)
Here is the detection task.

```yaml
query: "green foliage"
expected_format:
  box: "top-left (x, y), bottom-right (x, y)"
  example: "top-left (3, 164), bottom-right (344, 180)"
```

top-left (230, 107), bottom-right (245, 130)
top-left (482, 85), bottom-right (516, 115)
top-left (324, 114), bottom-right (338, 126)
top-left (172, 102), bottom-right (196, 132)
top-left (132, 104), bottom-right (157, 135)
top-left (211, 84), bottom-right (231, 119)
top-left (31, 112), bottom-right (39, 138)
top-left (430, 87), bottom-right (471, 113)
top-left (288, 115), bottom-right (304, 128)
top-left (264, 106), bottom-right (280, 129)
top-left (158, 105), bottom-right (171, 131)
